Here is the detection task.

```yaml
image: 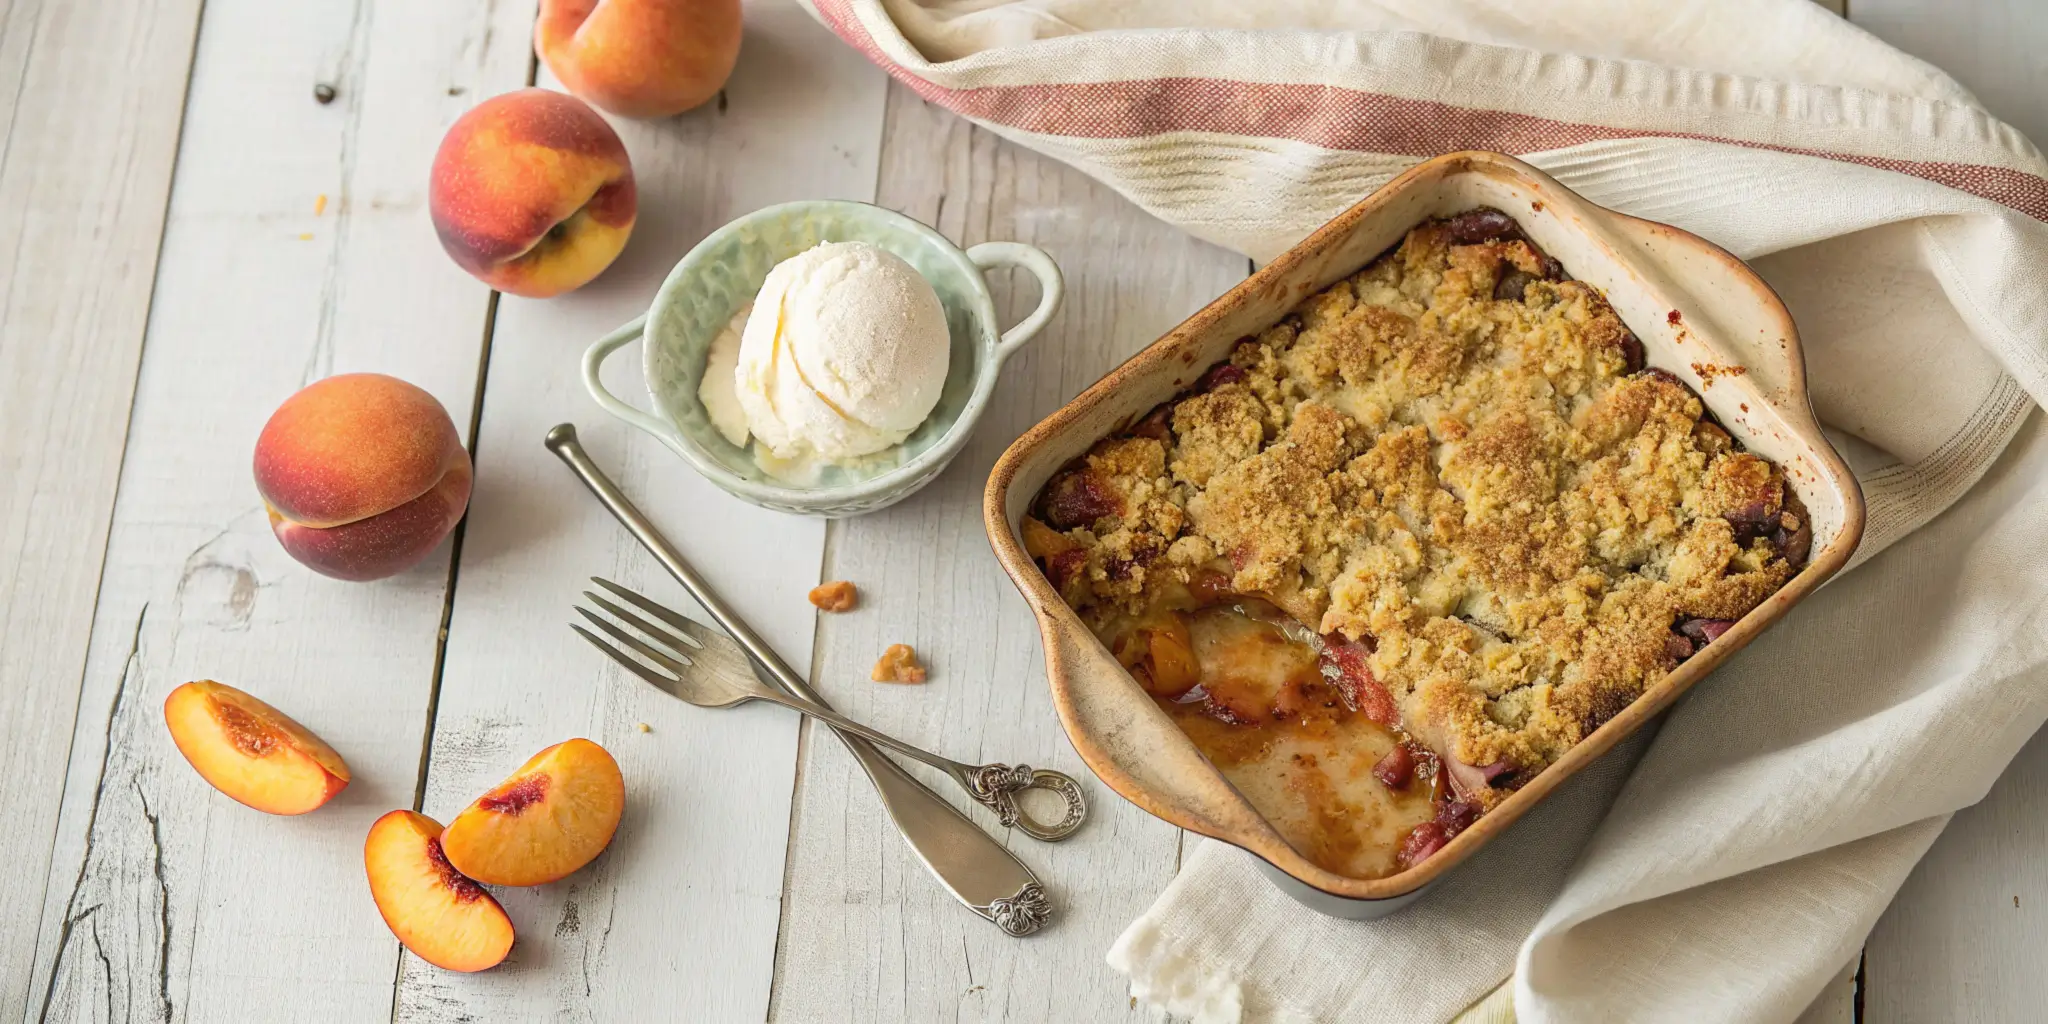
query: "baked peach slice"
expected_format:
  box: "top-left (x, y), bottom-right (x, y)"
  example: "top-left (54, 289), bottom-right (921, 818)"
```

top-left (441, 738), bottom-right (624, 886)
top-left (365, 810), bottom-right (515, 972)
top-left (164, 681), bottom-right (350, 814)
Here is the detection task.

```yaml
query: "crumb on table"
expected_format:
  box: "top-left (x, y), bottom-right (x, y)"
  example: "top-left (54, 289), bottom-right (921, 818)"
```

top-left (808, 580), bottom-right (859, 612)
top-left (635, 722), bottom-right (651, 733)
top-left (871, 644), bottom-right (927, 684)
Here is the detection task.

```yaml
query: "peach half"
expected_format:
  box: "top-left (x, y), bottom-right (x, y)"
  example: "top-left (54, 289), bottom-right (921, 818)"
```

top-left (441, 738), bottom-right (625, 887)
top-left (365, 811), bottom-right (516, 972)
top-left (164, 680), bottom-right (350, 815)
top-left (254, 373), bottom-right (472, 582)
top-left (429, 88), bottom-right (636, 298)
top-left (537, 0), bottom-right (743, 120)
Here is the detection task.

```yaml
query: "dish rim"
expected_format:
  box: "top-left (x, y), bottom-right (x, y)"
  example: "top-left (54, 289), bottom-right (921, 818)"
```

top-left (980, 150), bottom-right (1868, 903)
top-left (641, 199), bottom-right (1004, 510)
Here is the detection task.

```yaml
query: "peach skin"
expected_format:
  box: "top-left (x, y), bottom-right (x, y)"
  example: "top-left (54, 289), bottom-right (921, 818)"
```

top-left (440, 738), bottom-right (625, 887)
top-left (164, 681), bottom-right (350, 815)
top-left (254, 373), bottom-right (472, 581)
top-left (365, 811), bottom-right (516, 972)
top-left (429, 88), bottom-right (636, 297)
top-left (537, 0), bottom-right (743, 120)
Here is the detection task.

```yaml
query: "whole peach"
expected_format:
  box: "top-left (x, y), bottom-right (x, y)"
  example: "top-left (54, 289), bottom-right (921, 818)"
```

top-left (254, 374), bottom-right (472, 581)
top-left (537, 0), bottom-right (742, 120)
top-left (429, 89), bottom-right (636, 298)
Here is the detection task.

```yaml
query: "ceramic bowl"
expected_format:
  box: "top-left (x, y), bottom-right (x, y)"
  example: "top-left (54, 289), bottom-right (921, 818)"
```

top-left (584, 200), bottom-right (1062, 517)
top-left (983, 152), bottom-right (1867, 918)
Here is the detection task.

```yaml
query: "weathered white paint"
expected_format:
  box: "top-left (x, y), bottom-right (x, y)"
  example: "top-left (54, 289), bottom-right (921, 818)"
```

top-left (1865, 729), bottom-right (2048, 1022)
top-left (0, 0), bottom-right (205, 1014)
top-left (765, 81), bottom-right (1249, 1024)
top-left (4, 0), bottom-right (2045, 1020)
top-left (22, 0), bottom-right (531, 1019)
top-left (392, 2), bottom-right (888, 1020)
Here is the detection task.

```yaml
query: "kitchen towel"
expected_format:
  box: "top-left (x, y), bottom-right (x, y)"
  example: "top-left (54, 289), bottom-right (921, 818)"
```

top-left (799, 1), bottom-right (2048, 1021)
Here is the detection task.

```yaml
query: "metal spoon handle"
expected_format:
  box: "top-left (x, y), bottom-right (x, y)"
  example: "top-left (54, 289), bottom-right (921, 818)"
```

top-left (545, 424), bottom-right (1055, 935)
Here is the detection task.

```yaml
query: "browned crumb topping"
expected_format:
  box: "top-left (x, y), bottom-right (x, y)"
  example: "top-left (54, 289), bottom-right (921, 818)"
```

top-left (1029, 210), bottom-right (1804, 811)
top-left (871, 644), bottom-right (927, 684)
top-left (809, 580), bottom-right (859, 612)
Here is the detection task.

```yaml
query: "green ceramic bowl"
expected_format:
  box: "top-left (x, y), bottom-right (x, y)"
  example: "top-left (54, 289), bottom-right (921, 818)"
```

top-left (583, 200), bottom-right (1062, 517)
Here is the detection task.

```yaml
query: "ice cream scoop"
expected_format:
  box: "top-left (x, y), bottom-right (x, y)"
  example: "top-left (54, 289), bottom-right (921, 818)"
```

top-left (729, 241), bottom-right (950, 471)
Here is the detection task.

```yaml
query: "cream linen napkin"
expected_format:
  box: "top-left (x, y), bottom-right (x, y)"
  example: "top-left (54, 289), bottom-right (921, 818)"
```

top-left (798, 1), bottom-right (2048, 1019)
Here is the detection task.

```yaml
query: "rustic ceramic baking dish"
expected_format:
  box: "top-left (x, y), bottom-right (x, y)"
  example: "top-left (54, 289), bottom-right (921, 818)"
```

top-left (982, 151), bottom-right (1866, 918)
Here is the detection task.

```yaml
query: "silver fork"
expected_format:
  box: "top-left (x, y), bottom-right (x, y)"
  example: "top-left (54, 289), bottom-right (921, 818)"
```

top-left (548, 425), bottom-right (1066, 937)
top-left (573, 578), bottom-right (1088, 842)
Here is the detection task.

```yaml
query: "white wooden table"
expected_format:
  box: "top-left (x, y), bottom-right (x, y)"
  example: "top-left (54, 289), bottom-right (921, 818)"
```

top-left (0, 1), bottom-right (2040, 1021)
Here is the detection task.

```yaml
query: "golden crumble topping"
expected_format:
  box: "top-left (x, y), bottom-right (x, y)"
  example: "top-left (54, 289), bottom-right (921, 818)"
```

top-left (1027, 210), bottom-right (1807, 874)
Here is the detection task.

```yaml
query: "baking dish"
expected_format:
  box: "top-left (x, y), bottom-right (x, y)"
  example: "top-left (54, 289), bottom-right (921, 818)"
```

top-left (982, 151), bottom-right (1865, 917)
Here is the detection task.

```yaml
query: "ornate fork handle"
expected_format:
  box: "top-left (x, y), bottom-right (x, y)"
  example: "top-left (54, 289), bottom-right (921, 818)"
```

top-left (961, 764), bottom-right (1088, 842)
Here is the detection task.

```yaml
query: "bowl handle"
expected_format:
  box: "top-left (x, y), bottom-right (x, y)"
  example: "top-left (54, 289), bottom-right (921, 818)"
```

top-left (967, 242), bottom-right (1064, 361)
top-left (581, 314), bottom-right (672, 442)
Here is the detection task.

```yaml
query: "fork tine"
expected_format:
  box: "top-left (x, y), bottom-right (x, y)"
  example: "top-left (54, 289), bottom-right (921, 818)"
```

top-left (590, 577), bottom-right (706, 649)
top-left (576, 607), bottom-right (695, 677)
top-left (582, 591), bottom-right (700, 664)
top-left (572, 624), bottom-right (682, 692)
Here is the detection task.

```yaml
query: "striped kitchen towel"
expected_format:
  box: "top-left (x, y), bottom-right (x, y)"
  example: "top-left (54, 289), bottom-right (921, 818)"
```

top-left (803, 2), bottom-right (2048, 1021)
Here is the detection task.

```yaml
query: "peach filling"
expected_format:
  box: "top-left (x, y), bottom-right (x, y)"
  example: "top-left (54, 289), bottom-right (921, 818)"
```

top-left (1100, 583), bottom-right (1480, 879)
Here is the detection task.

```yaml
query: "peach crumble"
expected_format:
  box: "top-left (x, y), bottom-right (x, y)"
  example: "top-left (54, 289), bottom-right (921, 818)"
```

top-left (1025, 209), bottom-right (1808, 879)
top-left (809, 580), bottom-right (859, 612)
top-left (872, 644), bottom-right (927, 684)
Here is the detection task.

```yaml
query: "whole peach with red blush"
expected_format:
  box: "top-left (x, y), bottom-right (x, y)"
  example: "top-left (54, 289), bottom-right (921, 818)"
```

top-left (254, 373), bottom-right (471, 581)
top-left (537, 0), bottom-right (743, 120)
top-left (429, 88), bottom-right (636, 298)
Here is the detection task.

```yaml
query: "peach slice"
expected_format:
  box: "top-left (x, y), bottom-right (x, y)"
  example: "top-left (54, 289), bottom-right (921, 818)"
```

top-left (164, 681), bottom-right (350, 814)
top-left (364, 810), bottom-right (515, 972)
top-left (440, 738), bottom-right (624, 887)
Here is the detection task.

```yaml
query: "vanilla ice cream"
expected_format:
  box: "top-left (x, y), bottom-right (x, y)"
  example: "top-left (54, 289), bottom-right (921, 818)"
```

top-left (699, 302), bottom-right (753, 449)
top-left (729, 241), bottom-right (950, 474)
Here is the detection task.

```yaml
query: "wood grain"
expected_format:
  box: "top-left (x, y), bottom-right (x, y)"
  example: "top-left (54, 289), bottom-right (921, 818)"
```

top-left (766, 81), bottom-right (1248, 1023)
top-left (1865, 730), bottom-right (2048, 1021)
top-left (20, 0), bottom-right (532, 1019)
top-left (0, 0), bottom-right (204, 1013)
top-left (391, 3), bottom-right (887, 1020)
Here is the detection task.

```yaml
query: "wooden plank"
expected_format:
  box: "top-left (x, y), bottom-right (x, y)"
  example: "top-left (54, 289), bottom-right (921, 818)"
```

top-left (1865, 727), bottom-right (2048, 1021)
top-left (0, 0), bottom-right (204, 1013)
top-left (766, 82), bottom-right (1250, 1023)
top-left (1851, 0), bottom-right (2048, 146)
top-left (391, 3), bottom-right (887, 1019)
top-left (21, 0), bottom-right (533, 1019)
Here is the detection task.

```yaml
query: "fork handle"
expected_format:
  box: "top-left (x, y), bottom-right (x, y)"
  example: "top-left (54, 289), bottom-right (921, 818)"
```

top-left (546, 424), bottom-right (1056, 935)
top-left (746, 690), bottom-right (1086, 842)
top-left (745, 689), bottom-right (965, 773)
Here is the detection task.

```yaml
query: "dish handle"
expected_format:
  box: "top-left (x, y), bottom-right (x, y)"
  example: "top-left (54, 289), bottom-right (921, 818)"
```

top-left (581, 314), bottom-right (673, 442)
top-left (967, 242), bottom-right (1064, 361)
top-left (1604, 213), bottom-right (1808, 423)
